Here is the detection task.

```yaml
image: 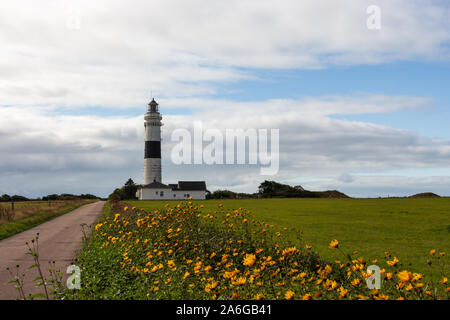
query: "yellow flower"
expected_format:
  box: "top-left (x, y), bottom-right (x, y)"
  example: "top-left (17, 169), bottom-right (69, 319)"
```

top-left (205, 281), bottom-right (219, 292)
top-left (285, 290), bottom-right (295, 300)
top-left (95, 223), bottom-right (103, 231)
top-left (184, 272), bottom-right (190, 279)
top-left (412, 273), bottom-right (423, 282)
top-left (301, 293), bottom-right (312, 300)
top-left (374, 294), bottom-right (389, 300)
top-left (243, 253), bottom-right (257, 267)
top-left (387, 257), bottom-right (399, 267)
top-left (328, 239), bottom-right (339, 249)
top-left (351, 279), bottom-right (361, 286)
top-left (167, 260), bottom-right (176, 268)
top-left (231, 276), bottom-right (247, 285)
top-left (204, 265), bottom-right (212, 272)
top-left (440, 277), bottom-right (448, 284)
top-left (254, 293), bottom-right (265, 300)
top-left (398, 270), bottom-right (412, 283)
top-left (430, 249), bottom-right (436, 255)
top-left (338, 286), bottom-right (348, 299)
top-left (123, 206), bottom-right (128, 211)
top-left (282, 247), bottom-right (299, 256)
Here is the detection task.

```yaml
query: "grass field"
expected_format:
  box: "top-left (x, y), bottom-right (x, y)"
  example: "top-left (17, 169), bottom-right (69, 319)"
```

top-left (127, 198), bottom-right (450, 277)
top-left (65, 199), bottom-right (449, 300)
top-left (0, 200), bottom-right (96, 240)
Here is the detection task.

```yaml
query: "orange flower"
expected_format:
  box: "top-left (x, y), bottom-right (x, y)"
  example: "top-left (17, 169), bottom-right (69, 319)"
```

top-left (351, 279), bottom-right (361, 286)
top-left (285, 290), bottom-right (295, 300)
top-left (338, 286), bottom-right (348, 299)
top-left (301, 293), bottom-right (312, 300)
top-left (243, 254), bottom-right (257, 267)
top-left (328, 239), bottom-right (339, 249)
top-left (387, 257), bottom-right (399, 267)
top-left (398, 270), bottom-right (412, 283)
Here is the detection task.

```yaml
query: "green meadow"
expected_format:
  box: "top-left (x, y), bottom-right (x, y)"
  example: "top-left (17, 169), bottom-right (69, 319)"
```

top-left (128, 198), bottom-right (450, 277)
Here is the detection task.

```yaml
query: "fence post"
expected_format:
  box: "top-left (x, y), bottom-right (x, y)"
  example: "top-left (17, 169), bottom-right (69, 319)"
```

top-left (11, 202), bottom-right (14, 212)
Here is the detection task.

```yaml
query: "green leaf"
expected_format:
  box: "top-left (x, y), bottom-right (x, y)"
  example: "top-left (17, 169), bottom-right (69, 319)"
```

top-left (28, 293), bottom-right (46, 299)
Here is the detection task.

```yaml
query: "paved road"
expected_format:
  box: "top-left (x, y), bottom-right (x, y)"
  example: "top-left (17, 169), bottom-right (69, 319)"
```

top-left (0, 201), bottom-right (104, 299)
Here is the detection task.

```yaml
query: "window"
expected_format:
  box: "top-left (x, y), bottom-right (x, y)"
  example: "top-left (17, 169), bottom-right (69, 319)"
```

top-left (173, 194), bottom-right (176, 198)
top-left (155, 191), bottom-right (158, 195)
top-left (160, 191), bottom-right (164, 197)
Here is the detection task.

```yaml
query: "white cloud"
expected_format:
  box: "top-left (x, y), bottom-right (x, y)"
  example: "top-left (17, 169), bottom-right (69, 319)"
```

top-left (1, 95), bottom-right (449, 197)
top-left (0, 0), bottom-right (449, 108)
top-left (1, 1), bottom-right (449, 197)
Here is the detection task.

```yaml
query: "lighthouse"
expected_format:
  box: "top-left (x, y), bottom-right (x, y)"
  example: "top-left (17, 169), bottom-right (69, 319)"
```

top-left (137, 98), bottom-right (207, 200)
top-left (143, 98), bottom-right (162, 184)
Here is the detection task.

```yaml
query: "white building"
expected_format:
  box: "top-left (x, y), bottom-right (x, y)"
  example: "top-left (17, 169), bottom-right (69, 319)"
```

top-left (136, 181), bottom-right (207, 200)
top-left (136, 98), bottom-right (207, 200)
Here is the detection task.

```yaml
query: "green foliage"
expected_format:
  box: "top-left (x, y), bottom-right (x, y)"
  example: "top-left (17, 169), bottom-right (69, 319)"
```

top-left (1, 194), bottom-right (12, 202)
top-left (130, 198), bottom-right (450, 278)
top-left (42, 193), bottom-right (99, 201)
top-left (207, 189), bottom-right (255, 199)
top-left (257, 180), bottom-right (348, 198)
top-left (108, 178), bottom-right (138, 201)
top-left (64, 200), bottom-right (448, 300)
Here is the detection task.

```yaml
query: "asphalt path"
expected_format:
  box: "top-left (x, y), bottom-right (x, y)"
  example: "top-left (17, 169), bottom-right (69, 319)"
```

top-left (0, 201), bottom-right (105, 299)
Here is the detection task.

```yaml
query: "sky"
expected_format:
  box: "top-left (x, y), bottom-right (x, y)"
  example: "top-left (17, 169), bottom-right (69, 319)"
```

top-left (1, 0), bottom-right (450, 198)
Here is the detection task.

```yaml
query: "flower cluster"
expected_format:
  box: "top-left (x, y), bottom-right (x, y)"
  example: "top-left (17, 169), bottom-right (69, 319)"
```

top-left (82, 201), bottom-right (448, 300)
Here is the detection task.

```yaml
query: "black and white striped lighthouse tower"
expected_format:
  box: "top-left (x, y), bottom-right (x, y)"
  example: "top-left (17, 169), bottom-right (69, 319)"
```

top-left (143, 98), bottom-right (162, 184)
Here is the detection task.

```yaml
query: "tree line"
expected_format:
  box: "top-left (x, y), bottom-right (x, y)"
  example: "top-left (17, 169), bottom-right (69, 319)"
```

top-left (107, 179), bottom-right (349, 201)
top-left (0, 193), bottom-right (99, 202)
